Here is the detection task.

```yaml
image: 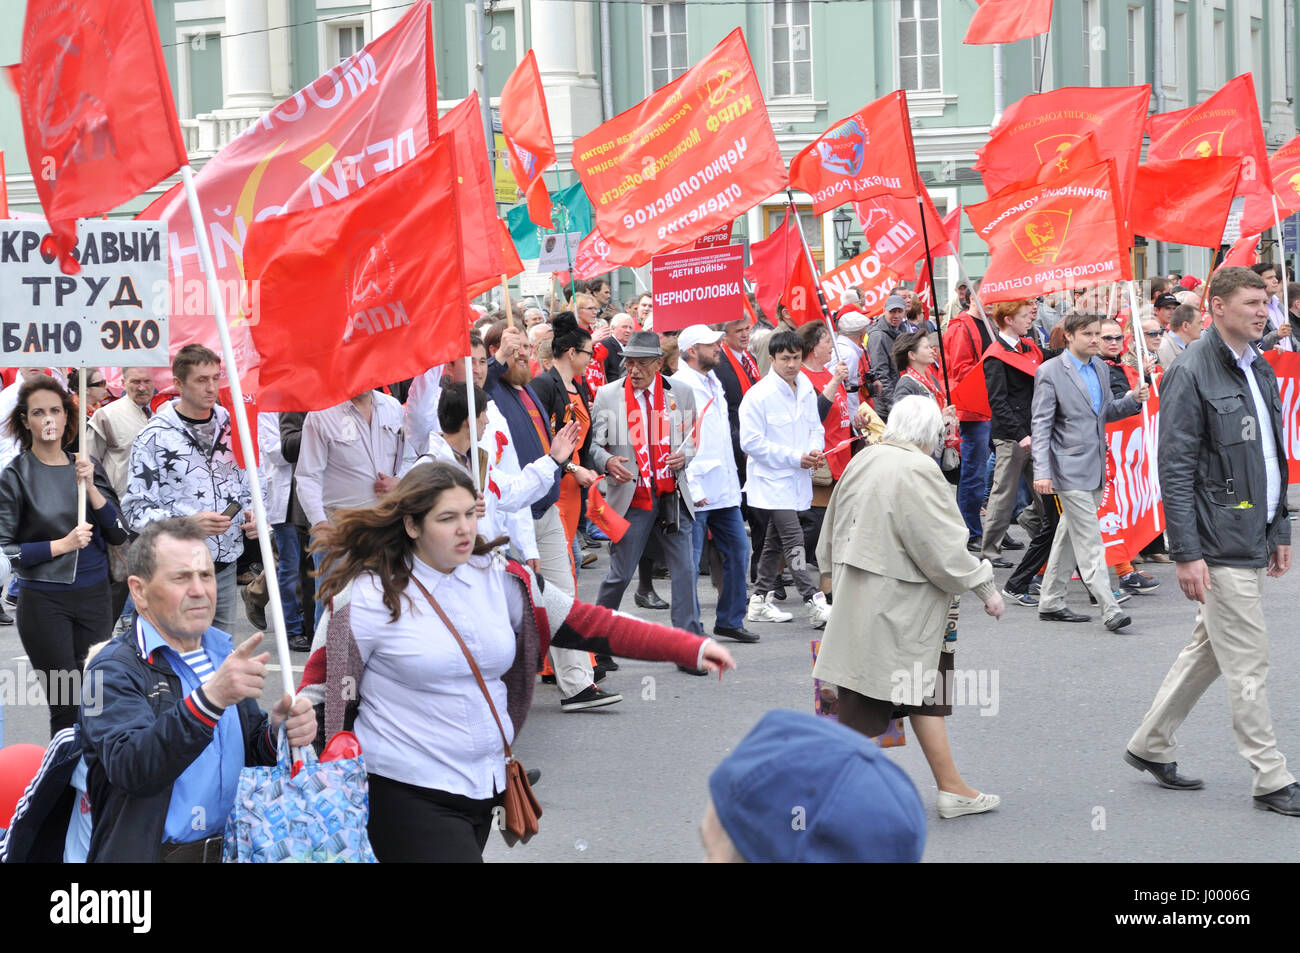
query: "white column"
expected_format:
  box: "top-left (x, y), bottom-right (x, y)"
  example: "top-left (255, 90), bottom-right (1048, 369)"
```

top-left (530, 0), bottom-right (602, 163)
top-left (371, 1), bottom-right (415, 39)
top-left (221, 0), bottom-right (275, 111)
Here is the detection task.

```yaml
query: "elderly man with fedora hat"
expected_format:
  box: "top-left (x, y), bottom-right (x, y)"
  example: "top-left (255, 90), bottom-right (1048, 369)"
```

top-left (588, 330), bottom-right (704, 671)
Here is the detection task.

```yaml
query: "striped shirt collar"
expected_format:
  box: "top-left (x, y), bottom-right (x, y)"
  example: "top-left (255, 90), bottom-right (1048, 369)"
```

top-left (135, 616), bottom-right (227, 665)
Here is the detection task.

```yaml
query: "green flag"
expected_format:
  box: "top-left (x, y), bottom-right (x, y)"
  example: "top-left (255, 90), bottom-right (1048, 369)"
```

top-left (507, 181), bottom-right (593, 259)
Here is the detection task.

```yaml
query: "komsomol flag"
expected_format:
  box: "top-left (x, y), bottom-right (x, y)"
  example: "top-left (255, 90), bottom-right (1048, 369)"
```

top-left (499, 50), bottom-right (557, 230)
top-left (966, 158), bottom-right (1130, 304)
top-left (744, 209), bottom-right (802, 320)
top-left (137, 1), bottom-right (437, 396)
top-left (572, 29), bottom-right (786, 265)
top-left (975, 85), bottom-right (1149, 200)
top-left (443, 93), bottom-right (506, 290)
top-left (854, 187), bottom-right (948, 277)
top-left (790, 91), bottom-right (918, 215)
top-left (9, 0), bottom-right (188, 274)
top-left (1239, 135), bottom-right (1300, 236)
top-left (964, 0), bottom-right (1053, 45)
top-left (242, 134), bottom-right (470, 412)
top-left (1129, 156), bottom-right (1242, 247)
top-left (1146, 74), bottom-right (1271, 197)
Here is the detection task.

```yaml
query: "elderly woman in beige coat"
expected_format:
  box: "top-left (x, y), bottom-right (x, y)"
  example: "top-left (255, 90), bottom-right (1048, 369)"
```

top-left (813, 395), bottom-right (1005, 819)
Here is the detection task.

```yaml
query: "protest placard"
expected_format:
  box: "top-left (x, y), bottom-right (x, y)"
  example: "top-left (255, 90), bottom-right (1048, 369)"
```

top-left (650, 244), bottom-right (744, 332)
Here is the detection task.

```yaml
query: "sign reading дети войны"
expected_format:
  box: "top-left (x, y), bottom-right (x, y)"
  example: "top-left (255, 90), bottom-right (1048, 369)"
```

top-left (0, 221), bottom-right (169, 368)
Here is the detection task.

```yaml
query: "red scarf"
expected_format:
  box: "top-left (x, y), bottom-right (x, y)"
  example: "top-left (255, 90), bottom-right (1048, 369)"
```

top-left (803, 366), bottom-right (852, 480)
top-left (723, 346), bottom-right (758, 394)
top-left (626, 374), bottom-right (675, 510)
top-left (583, 342), bottom-right (608, 399)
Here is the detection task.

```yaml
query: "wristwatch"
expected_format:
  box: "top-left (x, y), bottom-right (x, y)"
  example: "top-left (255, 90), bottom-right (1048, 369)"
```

top-left (563, 462), bottom-right (578, 475)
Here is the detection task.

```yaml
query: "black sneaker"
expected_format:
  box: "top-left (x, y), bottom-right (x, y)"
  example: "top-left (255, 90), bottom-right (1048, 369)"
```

top-left (288, 634), bottom-right (312, 652)
top-left (1120, 571), bottom-right (1160, 594)
top-left (1001, 588), bottom-right (1038, 608)
top-left (561, 685), bottom-right (623, 711)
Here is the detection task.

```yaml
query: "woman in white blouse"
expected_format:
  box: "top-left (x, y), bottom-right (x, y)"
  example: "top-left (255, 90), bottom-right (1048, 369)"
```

top-left (312, 462), bottom-right (735, 862)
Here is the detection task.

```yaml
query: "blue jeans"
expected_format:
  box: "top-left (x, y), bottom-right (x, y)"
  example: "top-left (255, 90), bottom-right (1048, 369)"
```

top-left (311, 549), bottom-right (326, 628)
top-left (272, 523), bottom-right (304, 638)
top-left (690, 506), bottom-right (751, 630)
top-left (958, 420), bottom-right (991, 539)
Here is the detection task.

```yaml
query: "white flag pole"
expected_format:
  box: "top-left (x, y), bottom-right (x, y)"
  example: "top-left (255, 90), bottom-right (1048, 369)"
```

top-left (1126, 279), bottom-right (1160, 533)
top-left (76, 373), bottom-right (87, 524)
top-left (179, 165), bottom-right (294, 700)
top-left (465, 356), bottom-right (481, 491)
top-left (1274, 194), bottom-right (1292, 351)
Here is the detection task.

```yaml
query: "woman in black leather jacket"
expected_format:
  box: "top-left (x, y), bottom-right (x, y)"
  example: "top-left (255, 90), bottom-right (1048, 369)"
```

top-left (0, 376), bottom-right (128, 733)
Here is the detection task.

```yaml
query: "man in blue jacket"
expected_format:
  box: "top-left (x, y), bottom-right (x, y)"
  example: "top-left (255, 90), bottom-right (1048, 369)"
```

top-left (79, 516), bottom-right (315, 862)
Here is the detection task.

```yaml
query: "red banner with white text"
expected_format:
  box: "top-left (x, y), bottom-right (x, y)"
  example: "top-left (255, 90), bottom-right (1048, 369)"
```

top-left (1265, 351), bottom-right (1300, 483)
top-left (1098, 395), bottom-right (1164, 566)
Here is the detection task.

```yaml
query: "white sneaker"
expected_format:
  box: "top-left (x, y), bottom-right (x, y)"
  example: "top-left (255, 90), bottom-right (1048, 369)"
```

top-left (747, 593), bottom-right (793, 623)
top-left (806, 592), bottom-right (831, 630)
top-left (936, 790), bottom-right (1001, 819)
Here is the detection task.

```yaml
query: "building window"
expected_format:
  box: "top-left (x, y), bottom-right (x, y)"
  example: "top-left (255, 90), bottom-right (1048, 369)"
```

top-left (771, 0), bottom-right (812, 98)
top-left (1082, 0), bottom-right (1101, 85)
top-left (1127, 6), bottom-right (1144, 86)
top-left (334, 24), bottom-right (365, 63)
top-left (647, 2), bottom-right (687, 91)
top-left (897, 0), bottom-right (940, 92)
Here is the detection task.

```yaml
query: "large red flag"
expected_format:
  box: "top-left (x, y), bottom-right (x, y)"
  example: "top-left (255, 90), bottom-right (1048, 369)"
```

top-left (964, 0), bottom-right (1054, 45)
top-left (9, 0), bottom-right (188, 274)
top-left (244, 135), bottom-right (469, 412)
top-left (744, 209), bottom-right (802, 320)
top-left (499, 51), bottom-right (556, 230)
top-left (1146, 74), bottom-right (1270, 197)
top-left (442, 93), bottom-right (505, 290)
top-left (466, 218), bottom-right (523, 299)
top-left (854, 188), bottom-right (948, 276)
top-left (975, 86), bottom-right (1149, 200)
top-left (136, 1), bottom-right (437, 397)
top-left (783, 249), bottom-right (821, 326)
top-left (572, 29), bottom-right (786, 265)
top-left (789, 91), bottom-right (918, 215)
top-left (1239, 135), bottom-right (1300, 236)
top-left (935, 205), bottom-right (963, 258)
top-left (967, 159), bottom-right (1131, 303)
top-left (1130, 156), bottom-right (1242, 247)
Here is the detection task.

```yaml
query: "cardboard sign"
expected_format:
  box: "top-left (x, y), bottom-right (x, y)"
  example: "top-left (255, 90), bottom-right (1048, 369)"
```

top-left (650, 243), bottom-right (744, 332)
top-left (536, 231), bottom-right (581, 273)
top-left (0, 220), bottom-right (169, 367)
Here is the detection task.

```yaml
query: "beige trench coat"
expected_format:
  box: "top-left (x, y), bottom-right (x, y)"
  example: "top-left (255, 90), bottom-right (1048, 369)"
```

top-left (812, 438), bottom-right (997, 702)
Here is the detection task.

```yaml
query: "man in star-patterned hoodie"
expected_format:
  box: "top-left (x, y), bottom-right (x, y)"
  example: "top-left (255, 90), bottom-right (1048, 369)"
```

top-left (122, 345), bottom-right (253, 634)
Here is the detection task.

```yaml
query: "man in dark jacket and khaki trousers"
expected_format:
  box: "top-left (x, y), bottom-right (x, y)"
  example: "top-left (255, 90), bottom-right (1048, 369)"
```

top-left (1126, 268), bottom-right (1300, 816)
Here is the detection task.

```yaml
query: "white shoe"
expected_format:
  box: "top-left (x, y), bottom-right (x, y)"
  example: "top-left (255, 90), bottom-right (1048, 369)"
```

top-left (936, 790), bottom-right (1001, 819)
top-left (747, 593), bottom-right (793, 623)
top-left (805, 592), bottom-right (831, 630)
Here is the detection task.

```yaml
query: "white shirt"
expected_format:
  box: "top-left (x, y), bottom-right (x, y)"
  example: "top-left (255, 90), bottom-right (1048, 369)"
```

top-left (833, 333), bottom-right (866, 416)
top-left (296, 391), bottom-right (415, 526)
top-left (403, 365), bottom-right (444, 455)
top-left (1230, 342), bottom-right (1283, 519)
top-left (738, 371), bottom-right (823, 511)
top-left (256, 411), bottom-right (292, 525)
top-left (351, 554), bottom-right (522, 799)
top-left (1267, 296), bottom-right (1293, 352)
top-left (671, 363), bottom-right (741, 511)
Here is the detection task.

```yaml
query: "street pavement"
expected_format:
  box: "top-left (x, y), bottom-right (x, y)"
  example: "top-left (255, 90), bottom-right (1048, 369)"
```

top-left (2, 513), bottom-right (1298, 863)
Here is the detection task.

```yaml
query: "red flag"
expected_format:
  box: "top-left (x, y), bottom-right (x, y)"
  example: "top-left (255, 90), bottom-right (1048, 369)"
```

top-left (135, 2), bottom-right (437, 398)
top-left (217, 387), bottom-right (258, 469)
top-left (0, 151), bottom-right (7, 218)
top-left (586, 484), bottom-right (630, 543)
top-left (1146, 74), bottom-right (1270, 197)
top-left (914, 267), bottom-right (935, 317)
top-left (935, 205), bottom-right (963, 258)
top-left (10, 0), bottom-right (188, 274)
top-left (1239, 135), bottom-right (1300, 236)
top-left (1219, 234), bottom-right (1260, 269)
top-left (741, 293), bottom-right (759, 327)
top-left (572, 29), bottom-right (786, 264)
top-left (790, 91), bottom-right (918, 215)
top-left (442, 93), bottom-right (505, 290)
top-left (966, 159), bottom-right (1131, 304)
top-left (744, 209), bottom-right (801, 320)
top-left (854, 188), bottom-right (948, 276)
top-left (783, 249), bottom-right (821, 326)
top-left (964, 0), bottom-right (1054, 45)
top-left (572, 228), bottom-right (619, 282)
top-left (467, 218), bottom-right (524, 299)
top-left (499, 51), bottom-right (556, 230)
top-left (975, 86), bottom-right (1150, 200)
top-left (1130, 156), bottom-right (1242, 247)
top-left (243, 134), bottom-right (470, 412)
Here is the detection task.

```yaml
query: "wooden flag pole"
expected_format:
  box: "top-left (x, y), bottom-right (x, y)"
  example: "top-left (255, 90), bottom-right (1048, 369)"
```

top-left (179, 165), bottom-right (294, 699)
top-left (76, 372), bottom-right (87, 524)
top-left (501, 274), bottom-right (514, 329)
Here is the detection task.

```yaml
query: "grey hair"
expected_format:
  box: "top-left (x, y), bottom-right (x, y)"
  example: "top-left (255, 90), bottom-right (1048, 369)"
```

top-left (839, 288), bottom-right (862, 306)
top-left (610, 312), bottom-right (636, 329)
top-left (528, 322), bottom-right (552, 345)
top-left (882, 395), bottom-right (944, 456)
top-left (127, 516), bottom-right (209, 581)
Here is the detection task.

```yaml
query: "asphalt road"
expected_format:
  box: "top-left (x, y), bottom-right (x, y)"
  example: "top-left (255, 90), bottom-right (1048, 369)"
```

top-left (2, 510), bottom-right (1298, 863)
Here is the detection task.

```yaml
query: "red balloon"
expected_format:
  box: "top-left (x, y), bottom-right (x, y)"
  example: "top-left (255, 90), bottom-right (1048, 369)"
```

top-left (0, 744), bottom-right (47, 828)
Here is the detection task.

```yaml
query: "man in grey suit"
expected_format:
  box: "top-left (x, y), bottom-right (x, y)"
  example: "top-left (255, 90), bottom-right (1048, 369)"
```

top-left (588, 332), bottom-right (704, 667)
top-left (1030, 311), bottom-right (1149, 632)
